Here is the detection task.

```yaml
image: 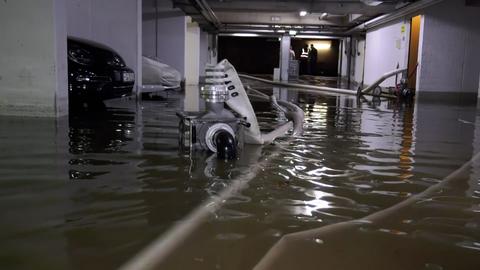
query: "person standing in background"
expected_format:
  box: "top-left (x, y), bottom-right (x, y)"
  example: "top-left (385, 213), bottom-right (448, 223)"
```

top-left (307, 44), bottom-right (317, 75)
top-left (289, 46), bottom-right (296, 60)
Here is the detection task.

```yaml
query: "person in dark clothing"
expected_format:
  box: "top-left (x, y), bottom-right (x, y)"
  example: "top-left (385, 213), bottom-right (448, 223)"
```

top-left (307, 44), bottom-right (318, 75)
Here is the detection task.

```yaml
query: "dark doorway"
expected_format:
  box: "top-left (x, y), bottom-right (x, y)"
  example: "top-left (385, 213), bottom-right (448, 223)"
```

top-left (218, 36), bottom-right (280, 74)
top-left (291, 39), bottom-right (339, 76)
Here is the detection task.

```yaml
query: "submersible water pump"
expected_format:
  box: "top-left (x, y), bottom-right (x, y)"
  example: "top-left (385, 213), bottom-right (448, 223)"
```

top-left (177, 65), bottom-right (247, 159)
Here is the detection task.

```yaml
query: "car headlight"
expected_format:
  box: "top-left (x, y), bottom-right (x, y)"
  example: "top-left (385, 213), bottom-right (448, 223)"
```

top-left (107, 55), bottom-right (126, 67)
top-left (68, 47), bottom-right (93, 65)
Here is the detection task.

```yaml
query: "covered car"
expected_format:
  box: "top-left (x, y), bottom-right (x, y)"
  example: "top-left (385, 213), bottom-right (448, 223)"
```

top-left (142, 56), bottom-right (181, 92)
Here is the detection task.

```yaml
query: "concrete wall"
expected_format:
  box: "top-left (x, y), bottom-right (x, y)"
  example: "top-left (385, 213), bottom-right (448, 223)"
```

top-left (142, 0), bottom-right (156, 57)
top-left (0, 0), bottom-right (68, 117)
top-left (67, 0), bottom-right (141, 88)
top-left (417, 0), bottom-right (480, 94)
top-left (142, 1), bottom-right (186, 78)
top-left (364, 19), bottom-right (410, 87)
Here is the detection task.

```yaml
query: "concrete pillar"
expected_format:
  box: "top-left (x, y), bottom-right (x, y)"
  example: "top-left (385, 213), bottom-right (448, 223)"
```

top-left (136, 0), bottom-right (143, 95)
top-left (208, 34), bottom-right (218, 65)
top-left (478, 72), bottom-right (480, 98)
top-left (185, 19), bottom-right (200, 86)
top-left (279, 35), bottom-right (291, 82)
top-left (0, 0), bottom-right (68, 117)
top-left (199, 30), bottom-right (209, 80)
top-left (67, 0), bottom-right (141, 93)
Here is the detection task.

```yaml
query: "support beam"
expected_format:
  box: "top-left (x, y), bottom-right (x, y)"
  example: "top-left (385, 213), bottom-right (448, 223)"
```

top-left (185, 19), bottom-right (200, 85)
top-left (279, 35), bottom-right (291, 82)
top-left (0, 0), bottom-right (68, 117)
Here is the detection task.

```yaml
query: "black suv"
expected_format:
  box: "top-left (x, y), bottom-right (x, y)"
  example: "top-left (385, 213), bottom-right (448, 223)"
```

top-left (68, 37), bottom-right (135, 105)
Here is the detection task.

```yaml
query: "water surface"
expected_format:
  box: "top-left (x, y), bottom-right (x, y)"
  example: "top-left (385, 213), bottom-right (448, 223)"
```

top-left (0, 85), bottom-right (479, 270)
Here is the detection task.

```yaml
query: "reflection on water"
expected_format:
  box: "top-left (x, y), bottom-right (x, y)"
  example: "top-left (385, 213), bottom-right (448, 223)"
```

top-left (0, 86), bottom-right (479, 269)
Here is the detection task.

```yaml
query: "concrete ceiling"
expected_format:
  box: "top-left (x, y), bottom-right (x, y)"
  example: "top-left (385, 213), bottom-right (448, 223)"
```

top-left (171, 0), bottom-right (417, 34)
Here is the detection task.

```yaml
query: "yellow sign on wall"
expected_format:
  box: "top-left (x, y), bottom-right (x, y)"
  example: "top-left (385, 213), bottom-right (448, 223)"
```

top-left (401, 25), bottom-right (406, 33)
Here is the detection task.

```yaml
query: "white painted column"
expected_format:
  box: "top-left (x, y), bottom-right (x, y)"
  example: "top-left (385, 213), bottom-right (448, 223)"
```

top-left (279, 35), bottom-right (291, 82)
top-left (477, 72), bottom-right (480, 98)
top-left (136, 0), bottom-right (143, 96)
top-left (0, 0), bottom-right (68, 117)
top-left (185, 18), bottom-right (200, 86)
top-left (199, 31), bottom-right (209, 79)
top-left (208, 34), bottom-right (218, 65)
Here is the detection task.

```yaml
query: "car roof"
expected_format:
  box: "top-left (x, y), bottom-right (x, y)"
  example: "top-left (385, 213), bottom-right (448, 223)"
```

top-left (67, 36), bottom-right (116, 52)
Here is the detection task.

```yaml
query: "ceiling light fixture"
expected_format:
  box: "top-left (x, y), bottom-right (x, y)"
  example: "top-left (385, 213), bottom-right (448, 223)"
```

top-left (289, 30), bottom-right (297, 36)
top-left (232, 33), bottom-right (259, 37)
top-left (295, 35), bottom-right (338, 39)
top-left (299, 10), bottom-right (308, 16)
top-left (360, 0), bottom-right (383, 6)
top-left (271, 16), bottom-right (281, 21)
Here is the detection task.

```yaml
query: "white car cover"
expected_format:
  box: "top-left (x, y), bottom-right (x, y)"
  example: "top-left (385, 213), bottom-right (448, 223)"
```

top-left (142, 56), bottom-right (181, 88)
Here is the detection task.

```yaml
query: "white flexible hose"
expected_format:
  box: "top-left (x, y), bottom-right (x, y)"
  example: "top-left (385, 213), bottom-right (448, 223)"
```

top-left (240, 69), bottom-right (405, 98)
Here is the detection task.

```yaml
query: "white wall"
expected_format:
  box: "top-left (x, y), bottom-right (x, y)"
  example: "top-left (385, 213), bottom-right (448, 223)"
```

top-left (364, 20), bottom-right (410, 87)
top-left (142, 0), bottom-right (156, 57)
top-left (0, 0), bottom-right (68, 117)
top-left (142, 1), bottom-right (186, 79)
top-left (67, 0), bottom-right (141, 89)
top-left (417, 0), bottom-right (480, 94)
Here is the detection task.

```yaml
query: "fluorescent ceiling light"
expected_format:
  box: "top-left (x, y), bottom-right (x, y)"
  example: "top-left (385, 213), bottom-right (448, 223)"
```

top-left (299, 10), bottom-right (307, 16)
top-left (361, 0), bottom-right (383, 6)
top-left (289, 30), bottom-right (297, 36)
top-left (232, 33), bottom-right (259, 37)
top-left (277, 29), bottom-right (286, 33)
top-left (295, 35), bottom-right (339, 39)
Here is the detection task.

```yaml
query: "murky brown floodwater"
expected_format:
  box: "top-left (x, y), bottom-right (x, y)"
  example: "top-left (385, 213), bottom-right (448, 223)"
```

top-left (0, 81), bottom-right (479, 270)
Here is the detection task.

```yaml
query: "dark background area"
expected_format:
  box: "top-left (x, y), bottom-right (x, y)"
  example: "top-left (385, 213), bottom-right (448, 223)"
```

top-left (218, 36), bottom-right (280, 74)
top-left (291, 39), bottom-right (340, 76)
top-left (218, 36), bottom-right (339, 76)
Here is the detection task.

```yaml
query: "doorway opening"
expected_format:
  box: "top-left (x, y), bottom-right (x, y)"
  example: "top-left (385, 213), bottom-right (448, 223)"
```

top-left (407, 15), bottom-right (422, 90)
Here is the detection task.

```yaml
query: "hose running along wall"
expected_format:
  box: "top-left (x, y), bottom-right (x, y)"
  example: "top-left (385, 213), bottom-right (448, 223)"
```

top-left (239, 67), bottom-right (407, 99)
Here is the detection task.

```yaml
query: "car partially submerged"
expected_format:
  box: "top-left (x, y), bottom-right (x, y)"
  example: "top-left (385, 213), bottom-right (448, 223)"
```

top-left (142, 55), bottom-right (181, 93)
top-left (68, 37), bottom-right (135, 105)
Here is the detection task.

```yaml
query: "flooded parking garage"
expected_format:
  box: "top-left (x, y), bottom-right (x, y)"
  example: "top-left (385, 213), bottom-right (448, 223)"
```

top-left (1, 1), bottom-right (480, 269)
top-left (1, 81), bottom-right (479, 269)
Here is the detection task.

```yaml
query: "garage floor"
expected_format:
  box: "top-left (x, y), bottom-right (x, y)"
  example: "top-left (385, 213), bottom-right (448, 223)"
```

top-left (0, 79), bottom-right (479, 270)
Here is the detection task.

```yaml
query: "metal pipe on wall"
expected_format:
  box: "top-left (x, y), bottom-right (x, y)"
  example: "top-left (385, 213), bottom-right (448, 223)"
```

top-left (346, 0), bottom-right (444, 33)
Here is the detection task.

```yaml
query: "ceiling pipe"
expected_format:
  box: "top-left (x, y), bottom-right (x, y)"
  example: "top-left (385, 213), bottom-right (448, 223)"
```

top-left (345, 0), bottom-right (443, 34)
top-left (194, 0), bottom-right (222, 29)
